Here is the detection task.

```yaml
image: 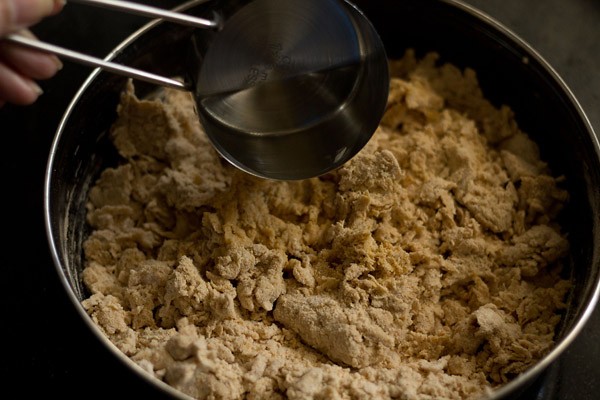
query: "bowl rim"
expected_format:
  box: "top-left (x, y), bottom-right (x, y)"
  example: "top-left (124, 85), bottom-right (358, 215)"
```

top-left (43, 0), bottom-right (600, 399)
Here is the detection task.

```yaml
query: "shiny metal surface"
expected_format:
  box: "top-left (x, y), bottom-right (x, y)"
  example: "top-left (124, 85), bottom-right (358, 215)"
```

top-left (191, 0), bottom-right (389, 180)
top-left (70, 0), bottom-right (219, 28)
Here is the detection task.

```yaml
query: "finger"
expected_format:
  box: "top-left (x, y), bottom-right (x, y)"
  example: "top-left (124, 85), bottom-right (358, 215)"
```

top-left (0, 60), bottom-right (43, 105)
top-left (0, 30), bottom-right (62, 80)
top-left (0, 0), bottom-right (65, 36)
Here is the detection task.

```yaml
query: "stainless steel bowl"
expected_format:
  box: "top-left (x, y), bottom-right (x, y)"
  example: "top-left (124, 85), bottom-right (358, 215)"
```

top-left (44, 0), bottom-right (600, 398)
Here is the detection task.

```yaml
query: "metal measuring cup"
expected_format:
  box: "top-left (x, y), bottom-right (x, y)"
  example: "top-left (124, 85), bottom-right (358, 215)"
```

top-left (189, 0), bottom-right (389, 180)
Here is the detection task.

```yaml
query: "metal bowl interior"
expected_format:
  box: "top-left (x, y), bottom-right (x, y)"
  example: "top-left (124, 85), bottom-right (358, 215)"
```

top-left (44, 0), bottom-right (600, 399)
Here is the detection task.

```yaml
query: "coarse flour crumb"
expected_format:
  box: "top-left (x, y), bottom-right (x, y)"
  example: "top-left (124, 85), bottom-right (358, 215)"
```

top-left (82, 51), bottom-right (571, 399)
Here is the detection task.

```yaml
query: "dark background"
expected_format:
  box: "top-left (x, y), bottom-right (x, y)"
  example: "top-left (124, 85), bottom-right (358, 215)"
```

top-left (0, 0), bottom-right (598, 398)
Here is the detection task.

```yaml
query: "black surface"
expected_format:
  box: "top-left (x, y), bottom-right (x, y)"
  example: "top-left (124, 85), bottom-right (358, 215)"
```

top-left (1, 0), bottom-right (598, 398)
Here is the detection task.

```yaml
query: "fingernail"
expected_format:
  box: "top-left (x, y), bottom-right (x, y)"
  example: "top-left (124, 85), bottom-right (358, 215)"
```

top-left (52, 0), bottom-right (66, 14)
top-left (52, 55), bottom-right (63, 71)
top-left (28, 81), bottom-right (44, 96)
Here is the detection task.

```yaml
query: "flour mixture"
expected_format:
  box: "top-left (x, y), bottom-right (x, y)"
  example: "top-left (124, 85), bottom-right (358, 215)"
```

top-left (81, 51), bottom-right (571, 399)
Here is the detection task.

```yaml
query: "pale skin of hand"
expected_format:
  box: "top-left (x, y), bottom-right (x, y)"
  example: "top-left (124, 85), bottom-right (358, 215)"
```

top-left (0, 0), bottom-right (65, 107)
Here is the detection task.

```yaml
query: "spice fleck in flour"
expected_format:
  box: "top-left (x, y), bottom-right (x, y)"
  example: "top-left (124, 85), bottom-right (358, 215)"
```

top-left (82, 51), bottom-right (571, 399)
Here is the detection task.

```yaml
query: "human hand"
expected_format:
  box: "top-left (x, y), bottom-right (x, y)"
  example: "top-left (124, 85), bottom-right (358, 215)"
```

top-left (0, 0), bottom-right (65, 107)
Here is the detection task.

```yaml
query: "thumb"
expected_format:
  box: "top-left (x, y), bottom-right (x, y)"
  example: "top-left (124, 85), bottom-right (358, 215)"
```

top-left (0, 0), bottom-right (64, 36)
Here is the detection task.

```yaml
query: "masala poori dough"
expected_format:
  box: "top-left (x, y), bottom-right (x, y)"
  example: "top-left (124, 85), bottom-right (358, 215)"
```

top-left (82, 50), bottom-right (571, 399)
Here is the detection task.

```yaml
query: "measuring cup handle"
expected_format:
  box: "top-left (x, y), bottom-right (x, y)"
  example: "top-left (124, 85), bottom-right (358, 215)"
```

top-left (68, 0), bottom-right (221, 29)
top-left (4, 34), bottom-right (191, 91)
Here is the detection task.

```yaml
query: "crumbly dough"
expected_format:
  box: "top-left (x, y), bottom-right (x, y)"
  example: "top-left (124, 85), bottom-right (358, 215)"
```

top-left (82, 50), bottom-right (571, 400)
